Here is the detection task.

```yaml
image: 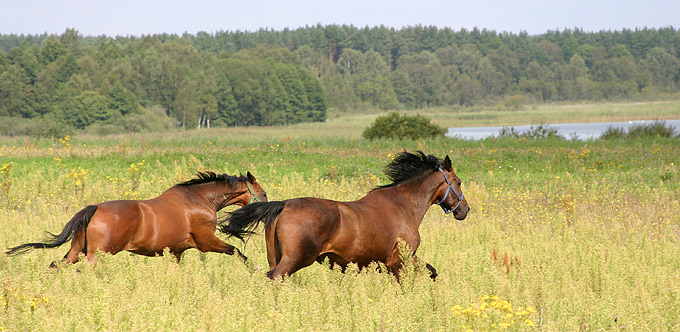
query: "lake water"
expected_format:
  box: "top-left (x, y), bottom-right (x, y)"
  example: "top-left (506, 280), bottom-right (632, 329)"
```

top-left (446, 119), bottom-right (680, 140)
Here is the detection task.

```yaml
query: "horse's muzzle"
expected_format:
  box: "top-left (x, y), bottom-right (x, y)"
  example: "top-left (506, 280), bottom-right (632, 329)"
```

top-left (453, 202), bottom-right (469, 220)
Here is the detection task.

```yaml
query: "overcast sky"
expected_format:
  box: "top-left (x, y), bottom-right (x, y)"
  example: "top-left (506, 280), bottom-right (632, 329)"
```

top-left (2, 0), bottom-right (679, 37)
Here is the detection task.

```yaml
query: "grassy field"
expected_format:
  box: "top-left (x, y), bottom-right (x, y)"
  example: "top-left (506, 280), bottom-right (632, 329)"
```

top-left (1, 101), bottom-right (679, 331)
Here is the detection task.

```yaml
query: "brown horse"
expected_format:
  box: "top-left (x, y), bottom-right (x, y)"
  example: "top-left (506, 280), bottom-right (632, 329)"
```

top-left (220, 151), bottom-right (469, 280)
top-left (7, 171), bottom-right (267, 266)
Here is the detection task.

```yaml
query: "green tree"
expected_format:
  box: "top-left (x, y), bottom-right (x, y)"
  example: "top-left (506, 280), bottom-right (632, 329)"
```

top-left (108, 81), bottom-right (139, 116)
top-left (337, 49), bottom-right (389, 82)
top-left (476, 57), bottom-right (507, 97)
top-left (96, 39), bottom-right (122, 64)
top-left (393, 51), bottom-right (444, 108)
top-left (214, 76), bottom-right (238, 126)
top-left (55, 54), bottom-right (80, 83)
top-left (453, 44), bottom-right (483, 76)
top-left (59, 28), bottom-right (82, 56)
top-left (390, 71), bottom-right (415, 108)
top-left (299, 66), bottom-right (327, 121)
top-left (8, 43), bottom-right (40, 84)
top-left (452, 73), bottom-right (483, 106)
top-left (63, 91), bottom-right (112, 129)
top-left (645, 47), bottom-right (679, 88)
top-left (320, 69), bottom-right (356, 112)
top-left (39, 36), bottom-right (67, 65)
top-left (521, 61), bottom-right (557, 101)
top-left (0, 65), bottom-right (30, 117)
top-left (561, 36), bottom-right (579, 61)
top-left (48, 83), bottom-right (77, 125)
top-left (357, 76), bottom-right (398, 110)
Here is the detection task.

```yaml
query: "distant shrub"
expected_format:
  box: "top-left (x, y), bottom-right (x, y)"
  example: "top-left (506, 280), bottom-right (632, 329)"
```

top-left (600, 120), bottom-right (677, 139)
top-left (522, 124), bottom-right (564, 139)
top-left (600, 126), bottom-right (627, 140)
top-left (0, 116), bottom-right (73, 138)
top-left (0, 106), bottom-right (177, 138)
top-left (496, 124), bottom-right (564, 140)
top-left (0, 117), bottom-right (33, 137)
top-left (362, 112), bottom-right (445, 140)
top-left (29, 115), bottom-right (75, 139)
top-left (83, 106), bottom-right (177, 135)
top-left (497, 126), bottom-right (520, 138)
top-left (82, 123), bottom-right (127, 136)
top-left (627, 120), bottom-right (676, 138)
top-left (503, 94), bottom-right (527, 110)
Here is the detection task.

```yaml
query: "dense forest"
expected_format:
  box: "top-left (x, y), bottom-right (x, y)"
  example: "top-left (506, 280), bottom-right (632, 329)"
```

top-left (1, 25), bottom-right (679, 135)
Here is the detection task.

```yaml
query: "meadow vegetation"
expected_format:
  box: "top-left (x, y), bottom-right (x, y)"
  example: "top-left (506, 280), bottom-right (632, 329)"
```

top-left (1, 102), bottom-right (679, 331)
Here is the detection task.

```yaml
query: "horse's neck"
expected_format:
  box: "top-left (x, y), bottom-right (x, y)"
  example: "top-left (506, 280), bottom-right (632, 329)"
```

top-left (219, 184), bottom-right (247, 209)
top-left (371, 171), bottom-right (440, 226)
top-left (165, 184), bottom-right (223, 211)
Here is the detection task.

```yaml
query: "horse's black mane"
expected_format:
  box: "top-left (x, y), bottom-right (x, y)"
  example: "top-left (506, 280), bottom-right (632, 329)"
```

top-left (372, 151), bottom-right (443, 191)
top-left (178, 171), bottom-right (247, 188)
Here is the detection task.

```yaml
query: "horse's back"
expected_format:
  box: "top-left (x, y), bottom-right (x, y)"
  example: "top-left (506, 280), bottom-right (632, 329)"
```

top-left (94, 200), bottom-right (143, 221)
top-left (275, 196), bottom-right (398, 266)
top-left (89, 199), bottom-right (190, 255)
top-left (278, 196), bottom-right (398, 240)
top-left (273, 198), bottom-right (342, 247)
top-left (276, 197), bottom-right (342, 231)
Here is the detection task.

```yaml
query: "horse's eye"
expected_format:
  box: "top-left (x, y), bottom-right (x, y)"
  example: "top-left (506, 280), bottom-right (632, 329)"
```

top-left (457, 181), bottom-right (462, 187)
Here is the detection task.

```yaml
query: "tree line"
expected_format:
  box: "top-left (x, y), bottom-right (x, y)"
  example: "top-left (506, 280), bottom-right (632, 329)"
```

top-left (0, 30), bottom-right (326, 134)
top-left (1, 25), bottom-right (679, 134)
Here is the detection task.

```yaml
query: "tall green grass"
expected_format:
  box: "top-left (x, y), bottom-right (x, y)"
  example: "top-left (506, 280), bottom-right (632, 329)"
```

top-left (1, 105), bottom-right (679, 331)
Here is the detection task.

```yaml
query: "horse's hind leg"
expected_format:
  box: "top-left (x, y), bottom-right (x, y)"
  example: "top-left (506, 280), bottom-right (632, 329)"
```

top-left (265, 234), bottom-right (319, 279)
top-left (266, 255), bottom-right (313, 280)
top-left (48, 232), bottom-right (87, 268)
top-left (264, 222), bottom-right (280, 270)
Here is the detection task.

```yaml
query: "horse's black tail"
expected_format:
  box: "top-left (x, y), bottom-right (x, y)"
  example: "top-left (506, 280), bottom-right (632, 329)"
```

top-left (218, 201), bottom-right (287, 242)
top-left (6, 205), bottom-right (98, 256)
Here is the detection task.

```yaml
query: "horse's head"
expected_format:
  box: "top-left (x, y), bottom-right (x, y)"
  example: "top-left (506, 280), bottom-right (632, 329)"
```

top-left (242, 171), bottom-right (268, 205)
top-left (434, 155), bottom-right (469, 220)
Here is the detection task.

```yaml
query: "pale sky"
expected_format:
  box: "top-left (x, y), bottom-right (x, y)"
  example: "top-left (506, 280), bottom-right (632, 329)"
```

top-left (2, 0), bottom-right (679, 37)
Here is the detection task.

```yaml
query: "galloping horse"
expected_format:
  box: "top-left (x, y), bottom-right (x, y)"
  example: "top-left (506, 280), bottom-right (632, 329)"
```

top-left (7, 171), bottom-right (267, 266)
top-left (220, 151), bottom-right (469, 280)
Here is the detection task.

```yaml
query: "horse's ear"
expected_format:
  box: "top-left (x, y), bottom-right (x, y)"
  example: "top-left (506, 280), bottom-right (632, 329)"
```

top-left (444, 155), bottom-right (452, 171)
top-left (246, 171), bottom-right (256, 183)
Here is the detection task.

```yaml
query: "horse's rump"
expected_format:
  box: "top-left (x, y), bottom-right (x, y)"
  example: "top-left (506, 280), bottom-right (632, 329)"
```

top-left (219, 201), bottom-right (287, 241)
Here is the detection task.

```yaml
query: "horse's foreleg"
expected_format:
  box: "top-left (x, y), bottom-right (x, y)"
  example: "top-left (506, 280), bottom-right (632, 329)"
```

top-left (386, 243), bottom-right (405, 282)
top-left (191, 232), bottom-right (247, 262)
top-left (424, 261), bottom-right (438, 280)
top-left (395, 253), bottom-right (439, 281)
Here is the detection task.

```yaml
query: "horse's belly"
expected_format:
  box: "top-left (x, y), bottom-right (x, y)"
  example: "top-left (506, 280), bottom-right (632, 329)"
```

top-left (125, 227), bottom-right (191, 253)
top-left (320, 243), bottom-right (391, 268)
top-left (126, 248), bottom-right (160, 257)
top-left (318, 228), bottom-right (394, 267)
